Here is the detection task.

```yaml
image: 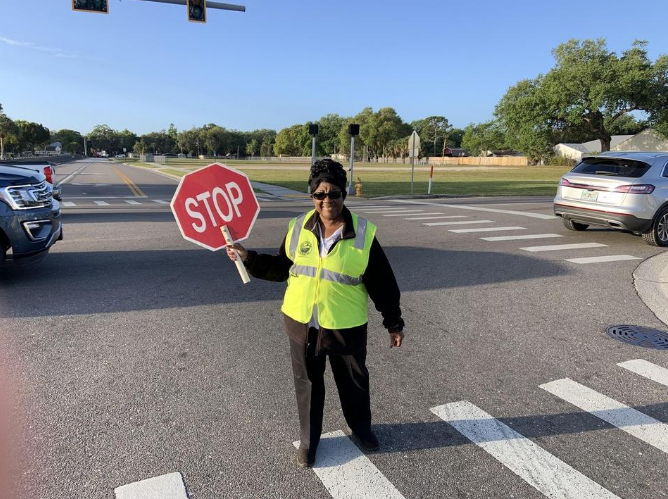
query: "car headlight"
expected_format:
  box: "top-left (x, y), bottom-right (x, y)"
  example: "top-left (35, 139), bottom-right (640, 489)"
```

top-left (0, 181), bottom-right (52, 210)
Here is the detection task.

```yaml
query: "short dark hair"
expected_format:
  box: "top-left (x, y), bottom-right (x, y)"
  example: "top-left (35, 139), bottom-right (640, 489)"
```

top-left (308, 159), bottom-right (347, 195)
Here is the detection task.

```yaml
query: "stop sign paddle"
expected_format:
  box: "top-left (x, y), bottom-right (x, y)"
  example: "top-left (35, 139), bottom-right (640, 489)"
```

top-left (171, 163), bottom-right (260, 283)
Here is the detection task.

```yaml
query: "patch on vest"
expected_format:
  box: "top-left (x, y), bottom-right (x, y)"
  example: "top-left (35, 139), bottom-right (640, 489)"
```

top-left (298, 241), bottom-right (313, 256)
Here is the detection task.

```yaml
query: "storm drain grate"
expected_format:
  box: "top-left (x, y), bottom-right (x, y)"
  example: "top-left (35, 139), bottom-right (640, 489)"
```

top-left (606, 325), bottom-right (668, 350)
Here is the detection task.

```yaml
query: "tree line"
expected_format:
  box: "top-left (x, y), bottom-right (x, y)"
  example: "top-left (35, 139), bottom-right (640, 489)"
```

top-left (1, 39), bottom-right (666, 163)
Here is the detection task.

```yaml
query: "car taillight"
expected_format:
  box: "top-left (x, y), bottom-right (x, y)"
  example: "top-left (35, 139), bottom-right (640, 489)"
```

top-left (43, 166), bottom-right (53, 184)
top-left (559, 178), bottom-right (571, 186)
top-left (613, 184), bottom-right (655, 194)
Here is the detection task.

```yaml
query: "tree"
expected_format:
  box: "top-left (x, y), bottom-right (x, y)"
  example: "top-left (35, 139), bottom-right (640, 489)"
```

top-left (496, 39), bottom-right (668, 154)
top-left (15, 121), bottom-right (50, 152)
top-left (461, 121), bottom-right (508, 157)
top-left (205, 126), bottom-right (228, 156)
top-left (315, 114), bottom-right (346, 155)
top-left (0, 113), bottom-right (17, 160)
top-left (411, 116), bottom-right (451, 155)
top-left (274, 124), bottom-right (309, 156)
top-left (52, 129), bottom-right (84, 154)
top-left (88, 124), bottom-right (120, 155)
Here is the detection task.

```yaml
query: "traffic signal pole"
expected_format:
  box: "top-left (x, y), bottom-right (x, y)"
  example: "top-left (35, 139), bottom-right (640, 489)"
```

top-left (132, 0), bottom-right (245, 11)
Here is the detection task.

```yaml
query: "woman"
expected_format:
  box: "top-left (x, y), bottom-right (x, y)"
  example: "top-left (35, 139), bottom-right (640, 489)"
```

top-left (226, 159), bottom-right (404, 468)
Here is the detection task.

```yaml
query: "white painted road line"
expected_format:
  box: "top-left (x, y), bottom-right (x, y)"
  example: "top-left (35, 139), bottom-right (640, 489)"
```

top-left (520, 243), bottom-right (607, 252)
top-left (293, 431), bottom-right (405, 499)
top-left (540, 378), bottom-right (668, 454)
top-left (404, 215), bottom-right (467, 220)
top-left (618, 359), bottom-right (668, 387)
top-left (481, 233), bottom-right (564, 242)
top-left (424, 220), bottom-right (494, 227)
top-left (114, 472), bottom-right (188, 499)
top-left (62, 201), bottom-right (76, 207)
top-left (449, 226), bottom-right (527, 233)
top-left (93, 200), bottom-right (110, 206)
top-left (125, 200), bottom-right (141, 205)
top-left (431, 401), bottom-right (619, 499)
top-left (358, 209), bottom-right (422, 214)
top-left (566, 255), bottom-right (642, 264)
top-left (393, 200), bottom-right (556, 219)
top-left (153, 199), bottom-right (170, 204)
top-left (382, 211), bottom-right (426, 216)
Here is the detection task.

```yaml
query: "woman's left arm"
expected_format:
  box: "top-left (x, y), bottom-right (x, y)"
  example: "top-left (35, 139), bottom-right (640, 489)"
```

top-left (363, 238), bottom-right (405, 346)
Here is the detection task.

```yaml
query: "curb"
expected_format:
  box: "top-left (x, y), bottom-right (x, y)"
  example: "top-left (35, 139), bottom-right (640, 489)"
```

top-left (633, 250), bottom-right (668, 327)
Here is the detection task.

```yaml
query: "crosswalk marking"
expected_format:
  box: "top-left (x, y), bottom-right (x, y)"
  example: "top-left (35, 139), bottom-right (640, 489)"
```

top-left (382, 211), bottom-right (426, 216)
top-left (424, 220), bottom-right (494, 226)
top-left (125, 200), bottom-right (141, 205)
top-left (62, 201), bottom-right (76, 207)
top-left (152, 200), bottom-right (169, 204)
top-left (404, 215), bottom-right (467, 220)
top-left (540, 378), bottom-right (668, 454)
top-left (520, 242), bottom-right (607, 252)
top-left (566, 255), bottom-right (642, 264)
top-left (618, 359), bottom-right (668, 387)
top-left (114, 472), bottom-right (188, 499)
top-left (449, 226), bottom-right (526, 233)
top-left (293, 431), bottom-right (405, 499)
top-left (93, 200), bottom-right (110, 206)
top-left (358, 209), bottom-right (422, 214)
top-left (431, 401), bottom-right (619, 498)
top-left (481, 233), bottom-right (564, 241)
top-left (393, 200), bottom-right (556, 219)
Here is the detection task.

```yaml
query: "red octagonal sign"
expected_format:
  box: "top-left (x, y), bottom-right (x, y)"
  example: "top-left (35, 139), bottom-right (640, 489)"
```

top-left (171, 163), bottom-right (260, 250)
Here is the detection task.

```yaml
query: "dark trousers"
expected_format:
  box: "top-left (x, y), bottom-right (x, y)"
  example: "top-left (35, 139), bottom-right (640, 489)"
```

top-left (289, 333), bottom-right (372, 451)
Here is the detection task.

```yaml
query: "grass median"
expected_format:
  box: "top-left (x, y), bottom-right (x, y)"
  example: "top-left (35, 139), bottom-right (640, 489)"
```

top-left (120, 159), bottom-right (571, 197)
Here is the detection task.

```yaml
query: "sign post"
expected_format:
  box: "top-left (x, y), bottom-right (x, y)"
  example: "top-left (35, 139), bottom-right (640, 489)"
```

top-left (408, 130), bottom-right (420, 194)
top-left (170, 163), bottom-right (260, 284)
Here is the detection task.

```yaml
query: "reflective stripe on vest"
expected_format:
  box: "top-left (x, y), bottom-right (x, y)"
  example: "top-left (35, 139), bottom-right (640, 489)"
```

top-left (281, 210), bottom-right (376, 329)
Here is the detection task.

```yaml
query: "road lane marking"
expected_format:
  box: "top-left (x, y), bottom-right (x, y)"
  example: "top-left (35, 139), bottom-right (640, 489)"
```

top-left (565, 255), bottom-right (642, 264)
top-left (450, 226), bottom-right (527, 233)
top-left (481, 234), bottom-right (564, 241)
top-left (111, 166), bottom-right (146, 197)
top-left (540, 378), bottom-right (668, 454)
top-left (293, 431), bottom-right (405, 499)
top-left (356, 209), bottom-right (423, 213)
top-left (424, 220), bottom-right (494, 226)
top-left (382, 211), bottom-right (426, 216)
top-left (114, 472), bottom-right (188, 499)
top-left (62, 201), bottom-right (76, 207)
top-left (94, 201), bottom-right (110, 206)
top-left (393, 200), bottom-right (556, 219)
top-left (431, 401), bottom-right (619, 498)
top-left (404, 215), bottom-right (467, 220)
top-left (125, 200), bottom-right (141, 205)
top-left (520, 243), bottom-right (607, 252)
top-left (618, 359), bottom-right (668, 387)
top-left (152, 200), bottom-right (170, 204)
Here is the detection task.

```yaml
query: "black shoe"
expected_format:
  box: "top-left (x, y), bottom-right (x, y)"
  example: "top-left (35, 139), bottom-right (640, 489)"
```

top-left (297, 447), bottom-right (315, 468)
top-left (352, 431), bottom-right (380, 452)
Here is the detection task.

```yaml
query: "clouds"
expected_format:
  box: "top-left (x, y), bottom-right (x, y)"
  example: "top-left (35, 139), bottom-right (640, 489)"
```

top-left (0, 35), bottom-right (77, 59)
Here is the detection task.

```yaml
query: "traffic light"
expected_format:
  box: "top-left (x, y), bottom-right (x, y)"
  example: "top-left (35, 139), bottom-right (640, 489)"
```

top-left (308, 124), bottom-right (319, 136)
top-left (188, 0), bottom-right (207, 23)
top-left (348, 124), bottom-right (360, 136)
top-left (72, 0), bottom-right (108, 14)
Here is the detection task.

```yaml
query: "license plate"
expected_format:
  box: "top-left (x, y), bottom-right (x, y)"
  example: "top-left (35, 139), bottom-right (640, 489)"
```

top-left (581, 190), bottom-right (598, 201)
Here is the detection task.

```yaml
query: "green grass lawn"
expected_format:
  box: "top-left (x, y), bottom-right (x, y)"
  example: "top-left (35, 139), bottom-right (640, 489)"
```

top-left (122, 158), bottom-right (571, 197)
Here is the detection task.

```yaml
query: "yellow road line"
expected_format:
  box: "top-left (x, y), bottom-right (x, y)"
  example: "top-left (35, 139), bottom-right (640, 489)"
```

top-left (111, 166), bottom-right (145, 197)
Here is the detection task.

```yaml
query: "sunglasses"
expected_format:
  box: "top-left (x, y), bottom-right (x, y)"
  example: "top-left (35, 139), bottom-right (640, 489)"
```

top-left (311, 190), bottom-right (343, 200)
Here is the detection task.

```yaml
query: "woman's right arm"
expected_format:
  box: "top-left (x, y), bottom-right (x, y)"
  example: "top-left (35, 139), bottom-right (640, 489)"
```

top-left (225, 235), bottom-right (292, 282)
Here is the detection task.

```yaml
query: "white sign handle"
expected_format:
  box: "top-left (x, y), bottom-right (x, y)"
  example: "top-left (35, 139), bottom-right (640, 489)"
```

top-left (221, 226), bottom-right (251, 284)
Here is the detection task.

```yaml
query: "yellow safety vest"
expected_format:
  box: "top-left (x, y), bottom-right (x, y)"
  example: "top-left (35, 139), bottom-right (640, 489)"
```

top-left (281, 210), bottom-right (376, 329)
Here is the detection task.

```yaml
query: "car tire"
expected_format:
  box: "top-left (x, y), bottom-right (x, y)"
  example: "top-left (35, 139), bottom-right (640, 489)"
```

top-left (642, 207), bottom-right (668, 247)
top-left (562, 218), bottom-right (589, 231)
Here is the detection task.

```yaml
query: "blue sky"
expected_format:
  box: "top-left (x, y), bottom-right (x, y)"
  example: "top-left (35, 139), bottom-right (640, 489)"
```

top-left (1, 0), bottom-right (667, 136)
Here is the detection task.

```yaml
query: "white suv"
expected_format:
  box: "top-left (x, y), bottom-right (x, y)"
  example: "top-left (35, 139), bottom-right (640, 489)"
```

top-left (554, 152), bottom-right (668, 246)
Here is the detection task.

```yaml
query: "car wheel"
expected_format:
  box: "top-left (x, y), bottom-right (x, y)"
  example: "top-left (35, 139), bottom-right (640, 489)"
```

top-left (642, 207), bottom-right (668, 247)
top-left (562, 218), bottom-right (589, 231)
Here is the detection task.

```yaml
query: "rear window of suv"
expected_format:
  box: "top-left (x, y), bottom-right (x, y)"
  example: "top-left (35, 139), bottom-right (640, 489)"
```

top-left (572, 158), bottom-right (651, 178)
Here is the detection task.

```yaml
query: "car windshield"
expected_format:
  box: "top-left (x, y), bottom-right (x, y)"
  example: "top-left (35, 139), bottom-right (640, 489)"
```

top-left (572, 157), bottom-right (652, 178)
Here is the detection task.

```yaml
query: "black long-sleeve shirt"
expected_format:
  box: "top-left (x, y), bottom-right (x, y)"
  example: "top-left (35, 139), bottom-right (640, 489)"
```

top-left (243, 207), bottom-right (404, 355)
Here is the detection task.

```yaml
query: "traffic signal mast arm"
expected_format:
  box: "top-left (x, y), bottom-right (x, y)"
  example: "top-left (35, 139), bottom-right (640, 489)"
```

top-left (132, 0), bottom-right (245, 12)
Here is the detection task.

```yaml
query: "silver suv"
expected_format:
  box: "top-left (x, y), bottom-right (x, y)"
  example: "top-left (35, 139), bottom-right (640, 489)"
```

top-left (554, 152), bottom-right (668, 246)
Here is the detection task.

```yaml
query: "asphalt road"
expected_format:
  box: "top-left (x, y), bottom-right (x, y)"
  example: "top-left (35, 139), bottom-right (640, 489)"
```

top-left (1, 159), bottom-right (667, 499)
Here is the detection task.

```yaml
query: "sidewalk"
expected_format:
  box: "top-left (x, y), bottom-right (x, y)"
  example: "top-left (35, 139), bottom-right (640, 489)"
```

top-left (634, 251), bottom-right (668, 327)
